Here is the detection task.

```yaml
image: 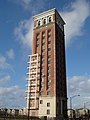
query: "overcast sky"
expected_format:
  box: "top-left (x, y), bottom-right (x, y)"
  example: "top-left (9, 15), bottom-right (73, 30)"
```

top-left (0, 0), bottom-right (90, 109)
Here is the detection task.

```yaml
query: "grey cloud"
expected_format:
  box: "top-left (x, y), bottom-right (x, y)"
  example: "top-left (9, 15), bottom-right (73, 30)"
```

top-left (0, 75), bottom-right (11, 84)
top-left (61, 0), bottom-right (90, 47)
top-left (6, 49), bottom-right (15, 59)
top-left (0, 54), bottom-right (14, 73)
top-left (68, 75), bottom-right (90, 94)
top-left (0, 85), bottom-right (25, 108)
top-left (0, 55), bottom-right (11, 70)
top-left (9, 0), bottom-right (46, 14)
top-left (14, 18), bottom-right (33, 48)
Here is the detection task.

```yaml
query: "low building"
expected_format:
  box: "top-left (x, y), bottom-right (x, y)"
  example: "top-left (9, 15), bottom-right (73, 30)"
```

top-left (76, 108), bottom-right (90, 118)
top-left (19, 108), bottom-right (28, 116)
top-left (0, 108), bottom-right (7, 117)
top-left (11, 109), bottom-right (19, 116)
top-left (19, 109), bottom-right (23, 116)
top-left (7, 109), bottom-right (12, 116)
top-left (23, 108), bottom-right (28, 116)
top-left (67, 109), bottom-right (75, 118)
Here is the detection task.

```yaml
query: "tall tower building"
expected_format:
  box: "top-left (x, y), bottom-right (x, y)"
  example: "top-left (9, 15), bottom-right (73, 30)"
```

top-left (26, 8), bottom-right (67, 119)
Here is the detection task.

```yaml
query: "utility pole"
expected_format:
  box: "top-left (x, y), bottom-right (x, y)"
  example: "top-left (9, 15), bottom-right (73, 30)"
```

top-left (70, 95), bottom-right (80, 119)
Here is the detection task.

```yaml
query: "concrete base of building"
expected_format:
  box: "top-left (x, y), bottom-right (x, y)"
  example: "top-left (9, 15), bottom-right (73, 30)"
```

top-left (40, 116), bottom-right (65, 120)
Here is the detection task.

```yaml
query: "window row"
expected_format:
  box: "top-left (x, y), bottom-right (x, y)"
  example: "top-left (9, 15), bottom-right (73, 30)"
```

top-left (36, 30), bottom-right (51, 39)
top-left (41, 48), bottom-right (51, 52)
top-left (36, 16), bottom-right (53, 27)
top-left (41, 72), bottom-right (51, 76)
top-left (41, 77), bottom-right (51, 82)
top-left (40, 101), bottom-right (50, 114)
top-left (36, 39), bottom-right (51, 46)
top-left (40, 91), bottom-right (51, 96)
top-left (40, 100), bottom-right (50, 107)
top-left (41, 84), bottom-right (51, 89)
top-left (41, 65), bottom-right (51, 70)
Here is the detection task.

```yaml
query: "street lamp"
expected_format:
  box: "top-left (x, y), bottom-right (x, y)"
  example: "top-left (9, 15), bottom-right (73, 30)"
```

top-left (70, 94), bottom-right (80, 119)
top-left (84, 101), bottom-right (90, 109)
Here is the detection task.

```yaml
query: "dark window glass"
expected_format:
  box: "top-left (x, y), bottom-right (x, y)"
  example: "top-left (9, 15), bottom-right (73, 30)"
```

top-left (48, 48), bottom-right (51, 51)
top-left (36, 44), bottom-right (39, 47)
top-left (42, 49), bottom-right (45, 52)
top-left (48, 66), bottom-right (51, 70)
top-left (47, 103), bottom-right (50, 107)
top-left (41, 84), bottom-right (44, 88)
top-left (42, 66), bottom-right (44, 69)
top-left (49, 17), bottom-right (51, 22)
top-left (48, 55), bottom-right (51, 58)
top-left (47, 91), bottom-right (50, 95)
top-left (40, 91), bottom-right (43, 95)
top-left (48, 78), bottom-right (51, 82)
top-left (48, 61), bottom-right (50, 64)
top-left (40, 100), bottom-right (43, 104)
top-left (48, 41), bottom-right (51, 44)
top-left (47, 109), bottom-right (50, 114)
top-left (38, 21), bottom-right (40, 26)
top-left (43, 19), bottom-right (46, 24)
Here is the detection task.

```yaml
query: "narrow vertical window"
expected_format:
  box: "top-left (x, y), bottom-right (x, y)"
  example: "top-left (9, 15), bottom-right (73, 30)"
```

top-left (47, 103), bottom-right (50, 107)
top-left (47, 109), bottom-right (50, 114)
top-left (49, 17), bottom-right (51, 22)
top-left (38, 21), bottom-right (40, 26)
top-left (43, 19), bottom-right (46, 24)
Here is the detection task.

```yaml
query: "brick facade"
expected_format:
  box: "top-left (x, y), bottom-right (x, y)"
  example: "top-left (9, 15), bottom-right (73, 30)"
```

top-left (26, 8), bottom-right (67, 119)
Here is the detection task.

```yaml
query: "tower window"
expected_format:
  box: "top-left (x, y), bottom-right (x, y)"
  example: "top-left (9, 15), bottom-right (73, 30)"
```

top-left (48, 55), bottom-right (51, 58)
top-left (42, 39), bottom-right (45, 43)
top-left (41, 84), bottom-right (44, 88)
top-left (40, 100), bottom-right (43, 104)
top-left (48, 66), bottom-right (51, 70)
top-left (38, 21), bottom-right (40, 26)
top-left (48, 61), bottom-right (50, 64)
top-left (48, 48), bottom-right (51, 51)
top-left (48, 84), bottom-right (50, 89)
top-left (42, 72), bottom-right (44, 76)
top-left (36, 33), bottom-right (40, 38)
top-left (43, 42), bottom-right (45, 46)
top-left (43, 19), bottom-right (46, 24)
top-left (47, 109), bottom-right (50, 114)
top-left (48, 29), bottom-right (51, 35)
top-left (40, 91), bottom-right (44, 95)
top-left (42, 49), bottom-right (45, 53)
top-left (42, 66), bottom-right (44, 69)
top-left (36, 43), bottom-right (39, 47)
top-left (42, 59), bottom-right (44, 62)
top-left (49, 17), bottom-right (51, 22)
top-left (47, 103), bottom-right (50, 107)
top-left (42, 32), bottom-right (45, 37)
top-left (48, 41), bottom-right (51, 44)
top-left (48, 78), bottom-right (51, 82)
top-left (42, 55), bottom-right (44, 59)
top-left (47, 91), bottom-right (50, 95)
top-left (42, 60), bottom-right (44, 64)
top-left (48, 37), bottom-right (51, 41)
top-left (41, 77), bottom-right (44, 82)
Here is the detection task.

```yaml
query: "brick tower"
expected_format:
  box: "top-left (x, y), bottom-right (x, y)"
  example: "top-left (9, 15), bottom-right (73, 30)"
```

top-left (26, 8), bottom-right (67, 119)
